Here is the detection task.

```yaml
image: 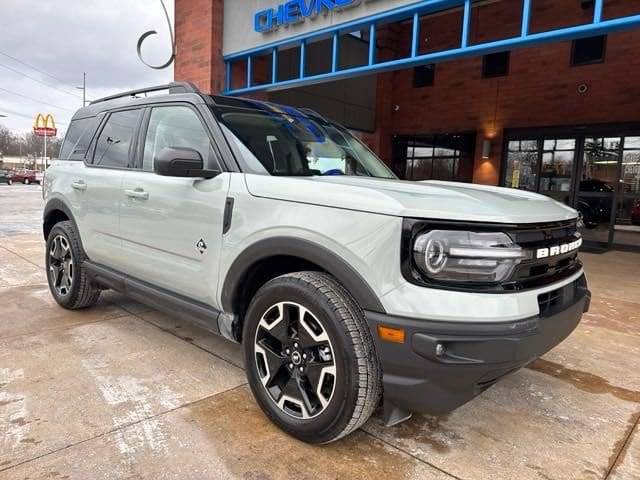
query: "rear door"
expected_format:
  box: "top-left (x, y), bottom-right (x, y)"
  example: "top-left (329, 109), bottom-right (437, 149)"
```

top-left (119, 104), bottom-right (229, 308)
top-left (76, 108), bottom-right (142, 269)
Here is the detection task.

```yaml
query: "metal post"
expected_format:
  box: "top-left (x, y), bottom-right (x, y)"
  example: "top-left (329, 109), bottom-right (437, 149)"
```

top-left (226, 62), bottom-right (232, 90)
top-left (368, 23), bottom-right (377, 65)
top-left (299, 39), bottom-right (306, 79)
top-left (332, 32), bottom-right (339, 73)
top-left (272, 48), bottom-right (278, 84)
top-left (43, 133), bottom-right (47, 170)
top-left (594, 0), bottom-right (603, 23)
top-left (461, 0), bottom-right (471, 47)
top-left (521, 0), bottom-right (531, 37)
top-left (82, 72), bottom-right (86, 107)
top-left (247, 56), bottom-right (252, 88)
top-left (411, 12), bottom-right (420, 57)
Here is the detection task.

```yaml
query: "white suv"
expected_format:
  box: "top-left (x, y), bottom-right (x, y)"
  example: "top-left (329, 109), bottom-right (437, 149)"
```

top-left (43, 82), bottom-right (590, 444)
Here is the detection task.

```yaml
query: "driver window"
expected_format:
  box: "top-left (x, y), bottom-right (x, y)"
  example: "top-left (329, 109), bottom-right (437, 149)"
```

top-left (142, 106), bottom-right (216, 171)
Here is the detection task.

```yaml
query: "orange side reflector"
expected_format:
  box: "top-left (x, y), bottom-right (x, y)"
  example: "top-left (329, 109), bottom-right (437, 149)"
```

top-left (377, 325), bottom-right (406, 344)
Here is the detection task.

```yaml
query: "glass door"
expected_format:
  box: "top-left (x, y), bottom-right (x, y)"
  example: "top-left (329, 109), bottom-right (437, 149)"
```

top-left (576, 137), bottom-right (620, 247)
top-left (614, 136), bottom-right (640, 248)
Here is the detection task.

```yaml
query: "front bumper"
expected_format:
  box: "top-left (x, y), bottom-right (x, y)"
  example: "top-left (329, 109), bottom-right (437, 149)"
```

top-left (365, 275), bottom-right (590, 423)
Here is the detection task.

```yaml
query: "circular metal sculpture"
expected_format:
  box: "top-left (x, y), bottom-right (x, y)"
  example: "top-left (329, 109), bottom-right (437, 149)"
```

top-left (137, 0), bottom-right (175, 70)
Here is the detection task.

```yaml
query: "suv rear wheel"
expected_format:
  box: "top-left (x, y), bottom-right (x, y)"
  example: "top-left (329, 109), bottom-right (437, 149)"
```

top-left (243, 271), bottom-right (381, 444)
top-left (46, 221), bottom-right (101, 309)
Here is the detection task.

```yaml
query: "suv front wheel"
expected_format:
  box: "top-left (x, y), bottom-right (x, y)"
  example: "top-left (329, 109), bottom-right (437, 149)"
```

top-left (46, 220), bottom-right (101, 309)
top-left (243, 271), bottom-right (382, 444)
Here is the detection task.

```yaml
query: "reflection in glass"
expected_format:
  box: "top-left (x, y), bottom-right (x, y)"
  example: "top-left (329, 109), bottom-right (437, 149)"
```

top-left (505, 140), bottom-right (538, 191)
top-left (614, 197), bottom-right (640, 246)
top-left (577, 195), bottom-right (612, 244)
top-left (622, 150), bottom-right (640, 194)
top-left (581, 137), bottom-right (620, 192)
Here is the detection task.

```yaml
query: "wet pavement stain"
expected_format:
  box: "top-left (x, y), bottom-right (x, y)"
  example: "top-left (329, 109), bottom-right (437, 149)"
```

top-left (386, 413), bottom-right (458, 454)
top-left (528, 358), bottom-right (640, 403)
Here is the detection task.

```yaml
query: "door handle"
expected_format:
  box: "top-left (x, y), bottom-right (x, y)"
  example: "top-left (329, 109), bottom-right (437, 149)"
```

top-left (71, 180), bottom-right (87, 191)
top-left (125, 188), bottom-right (149, 200)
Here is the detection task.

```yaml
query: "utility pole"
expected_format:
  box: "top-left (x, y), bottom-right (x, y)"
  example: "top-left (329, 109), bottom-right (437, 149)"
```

top-left (76, 72), bottom-right (86, 107)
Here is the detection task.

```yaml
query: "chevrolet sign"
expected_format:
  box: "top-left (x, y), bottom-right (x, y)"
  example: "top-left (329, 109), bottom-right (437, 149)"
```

top-left (536, 237), bottom-right (583, 259)
top-left (254, 0), bottom-right (363, 33)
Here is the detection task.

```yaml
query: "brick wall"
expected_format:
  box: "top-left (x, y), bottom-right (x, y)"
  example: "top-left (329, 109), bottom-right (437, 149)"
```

top-left (174, 0), bottom-right (225, 93)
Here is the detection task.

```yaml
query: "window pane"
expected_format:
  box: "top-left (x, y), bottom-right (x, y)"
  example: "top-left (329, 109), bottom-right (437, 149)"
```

top-left (143, 106), bottom-right (213, 171)
top-left (93, 110), bottom-right (140, 168)
top-left (624, 137), bottom-right (640, 149)
top-left (622, 150), bottom-right (640, 194)
top-left (59, 117), bottom-right (98, 161)
top-left (505, 139), bottom-right (539, 191)
top-left (544, 138), bottom-right (575, 151)
top-left (413, 147), bottom-right (433, 158)
top-left (580, 138), bottom-right (619, 192)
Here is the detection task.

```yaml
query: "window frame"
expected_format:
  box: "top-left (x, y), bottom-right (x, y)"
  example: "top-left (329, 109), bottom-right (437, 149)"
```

top-left (58, 116), bottom-right (101, 161)
top-left (135, 102), bottom-right (223, 173)
top-left (482, 51), bottom-right (510, 78)
top-left (86, 107), bottom-right (144, 171)
top-left (570, 35), bottom-right (607, 67)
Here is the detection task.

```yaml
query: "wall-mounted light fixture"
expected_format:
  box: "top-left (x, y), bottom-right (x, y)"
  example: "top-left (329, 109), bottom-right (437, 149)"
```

top-left (482, 139), bottom-right (492, 159)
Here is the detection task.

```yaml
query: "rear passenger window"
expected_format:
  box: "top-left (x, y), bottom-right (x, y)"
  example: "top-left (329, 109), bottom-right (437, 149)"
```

top-left (142, 106), bottom-right (215, 171)
top-left (58, 117), bottom-right (99, 161)
top-left (92, 109), bottom-right (141, 168)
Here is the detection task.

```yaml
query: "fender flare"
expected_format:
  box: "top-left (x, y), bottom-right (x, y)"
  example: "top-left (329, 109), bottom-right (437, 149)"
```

top-left (220, 236), bottom-right (386, 314)
top-left (43, 198), bottom-right (78, 239)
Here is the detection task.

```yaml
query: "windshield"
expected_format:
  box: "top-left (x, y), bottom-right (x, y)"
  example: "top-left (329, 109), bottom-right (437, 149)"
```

top-left (212, 104), bottom-right (396, 179)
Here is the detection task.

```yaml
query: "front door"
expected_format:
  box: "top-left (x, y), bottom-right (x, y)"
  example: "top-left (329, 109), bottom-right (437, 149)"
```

top-left (577, 135), bottom-right (640, 249)
top-left (119, 105), bottom-right (229, 308)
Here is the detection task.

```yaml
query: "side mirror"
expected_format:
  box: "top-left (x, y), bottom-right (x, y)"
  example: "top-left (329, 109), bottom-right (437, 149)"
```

top-left (154, 147), bottom-right (219, 178)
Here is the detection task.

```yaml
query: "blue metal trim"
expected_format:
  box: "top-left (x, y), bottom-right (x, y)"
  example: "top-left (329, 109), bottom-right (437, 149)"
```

top-left (368, 23), bottom-right (377, 65)
top-left (225, 0), bottom-right (464, 61)
top-left (332, 32), bottom-right (339, 72)
top-left (411, 12), bottom-right (420, 57)
top-left (300, 39), bottom-right (306, 79)
top-left (272, 48), bottom-right (278, 84)
top-left (594, 0), bottom-right (604, 23)
top-left (461, 0), bottom-right (471, 47)
top-left (246, 56), bottom-right (252, 88)
top-left (225, 11), bottom-right (640, 95)
top-left (521, 0), bottom-right (531, 37)
top-left (225, 62), bottom-right (231, 91)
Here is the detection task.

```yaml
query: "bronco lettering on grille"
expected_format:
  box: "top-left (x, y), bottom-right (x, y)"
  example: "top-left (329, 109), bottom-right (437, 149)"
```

top-left (536, 237), bottom-right (583, 259)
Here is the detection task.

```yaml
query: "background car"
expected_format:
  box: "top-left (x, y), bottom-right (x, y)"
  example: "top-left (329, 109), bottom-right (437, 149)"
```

top-left (0, 170), bottom-right (11, 184)
top-left (9, 169), bottom-right (40, 185)
top-left (631, 200), bottom-right (640, 226)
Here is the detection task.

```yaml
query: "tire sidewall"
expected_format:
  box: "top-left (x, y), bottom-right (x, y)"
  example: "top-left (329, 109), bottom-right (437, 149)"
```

top-left (243, 276), bottom-right (361, 443)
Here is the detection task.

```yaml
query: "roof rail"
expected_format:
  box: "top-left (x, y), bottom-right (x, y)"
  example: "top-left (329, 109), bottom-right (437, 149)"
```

top-left (90, 82), bottom-right (200, 105)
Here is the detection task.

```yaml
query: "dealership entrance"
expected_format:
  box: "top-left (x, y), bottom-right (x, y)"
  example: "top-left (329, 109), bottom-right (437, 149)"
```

top-left (503, 125), bottom-right (640, 251)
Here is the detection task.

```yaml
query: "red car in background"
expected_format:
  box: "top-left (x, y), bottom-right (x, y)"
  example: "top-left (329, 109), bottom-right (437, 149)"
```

top-left (7, 169), bottom-right (42, 185)
top-left (632, 199), bottom-right (640, 226)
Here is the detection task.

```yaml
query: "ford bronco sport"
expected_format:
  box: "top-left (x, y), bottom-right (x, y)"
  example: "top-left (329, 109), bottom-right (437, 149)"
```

top-left (43, 82), bottom-right (590, 444)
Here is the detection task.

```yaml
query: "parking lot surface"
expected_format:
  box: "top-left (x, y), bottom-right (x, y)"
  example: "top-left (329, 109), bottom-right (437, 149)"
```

top-left (0, 184), bottom-right (638, 480)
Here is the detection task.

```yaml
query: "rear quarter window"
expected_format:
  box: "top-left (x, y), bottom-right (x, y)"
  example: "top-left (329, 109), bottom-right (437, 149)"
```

top-left (58, 117), bottom-right (99, 161)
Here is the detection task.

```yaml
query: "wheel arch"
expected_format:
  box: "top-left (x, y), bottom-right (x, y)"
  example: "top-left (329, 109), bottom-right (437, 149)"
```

top-left (43, 198), bottom-right (76, 240)
top-left (220, 237), bottom-right (386, 341)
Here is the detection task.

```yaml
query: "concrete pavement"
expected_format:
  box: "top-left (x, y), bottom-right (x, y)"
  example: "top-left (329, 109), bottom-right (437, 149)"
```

top-left (0, 184), bottom-right (638, 480)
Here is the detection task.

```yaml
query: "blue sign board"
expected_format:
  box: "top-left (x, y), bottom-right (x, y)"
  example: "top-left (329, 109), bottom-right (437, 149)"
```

top-left (255, 0), bottom-right (361, 33)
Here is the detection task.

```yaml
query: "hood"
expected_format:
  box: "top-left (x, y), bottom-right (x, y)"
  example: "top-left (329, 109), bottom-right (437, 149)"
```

top-left (244, 175), bottom-right (578, 224)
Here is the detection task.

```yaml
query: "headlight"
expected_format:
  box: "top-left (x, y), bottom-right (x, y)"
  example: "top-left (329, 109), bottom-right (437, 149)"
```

top-left (412, 230), bottom-right (527, 285)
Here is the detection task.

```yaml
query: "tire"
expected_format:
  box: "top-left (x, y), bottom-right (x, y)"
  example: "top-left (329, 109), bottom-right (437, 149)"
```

top-left (24, 178), bottom-right (29, 185)
top-left (243, 271), bottom-right (382, 444)
top-left (45, 220), bottom-right (101, 309)
top-left (8, 179), bottom-right (12, 185)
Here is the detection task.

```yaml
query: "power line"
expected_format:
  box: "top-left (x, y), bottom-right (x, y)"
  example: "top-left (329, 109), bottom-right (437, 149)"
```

top-left (0, 50), bottom-right (84, 94)
top-left (0, 107), bottom-right (68, 126)
top-left (0, 86), bottom-right (74, 112)
top-left (0, 62), bottom-right (83, 99)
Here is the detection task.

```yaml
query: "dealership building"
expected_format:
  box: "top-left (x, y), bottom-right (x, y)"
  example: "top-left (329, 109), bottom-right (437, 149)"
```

top-left (174, 0), bottom-right (640, 250)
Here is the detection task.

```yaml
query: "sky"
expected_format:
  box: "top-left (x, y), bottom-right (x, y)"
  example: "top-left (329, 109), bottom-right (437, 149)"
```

top-left (0, 0), bottom-right (175, 134)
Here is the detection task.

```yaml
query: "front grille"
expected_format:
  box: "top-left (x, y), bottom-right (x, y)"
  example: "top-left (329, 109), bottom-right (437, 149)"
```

top-left (538, 275), bottom-right (588, 317)
top-left (505, 220), bottom-right (582, 291)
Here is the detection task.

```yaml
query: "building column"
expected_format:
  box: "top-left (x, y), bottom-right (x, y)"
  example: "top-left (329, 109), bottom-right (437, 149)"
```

top-left (174, 0), bottom-right (225, 94)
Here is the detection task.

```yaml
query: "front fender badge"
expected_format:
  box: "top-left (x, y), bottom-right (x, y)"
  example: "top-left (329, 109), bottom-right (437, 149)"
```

top-left (196, 238), bottom-right (207, 254)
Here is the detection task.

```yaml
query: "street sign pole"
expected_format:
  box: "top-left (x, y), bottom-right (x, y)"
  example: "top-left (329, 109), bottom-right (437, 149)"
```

top-left (43, 131), bottom-right (47, 170)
